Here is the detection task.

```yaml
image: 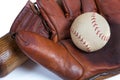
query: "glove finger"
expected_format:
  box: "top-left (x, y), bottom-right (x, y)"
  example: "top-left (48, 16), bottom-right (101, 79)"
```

top-left (95, 0), bottom-right (120, 24)
top-left (14, 30), bottom-right (83, 80)
top-left (10, 1), bottom-right (49, 38)
top-left (81, 0), bottom-right (97, 13)
top-left (36, 0), bottom-right (81, 42)
top-left (61, 0), bottom-right (81, 19)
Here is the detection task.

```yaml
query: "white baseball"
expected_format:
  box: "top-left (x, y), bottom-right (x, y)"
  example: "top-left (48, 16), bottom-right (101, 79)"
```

top-left (70, 12), bottom-right (111, 52)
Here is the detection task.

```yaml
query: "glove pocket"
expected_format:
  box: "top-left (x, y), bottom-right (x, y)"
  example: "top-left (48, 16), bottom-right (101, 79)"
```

top-left (14, 31), bottom-right (84, 80)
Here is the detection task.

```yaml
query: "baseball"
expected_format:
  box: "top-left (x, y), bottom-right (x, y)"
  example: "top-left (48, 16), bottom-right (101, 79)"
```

top-left (70, 12), bottom-right (111, 52)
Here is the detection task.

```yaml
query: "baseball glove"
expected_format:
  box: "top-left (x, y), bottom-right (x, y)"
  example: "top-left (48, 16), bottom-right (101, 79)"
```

top-left (10, 0), bottom-right (49, 38)
top-left (0, 0), bottom-right (49, 77)
top-left (11, 0), bottom-right (120, 80)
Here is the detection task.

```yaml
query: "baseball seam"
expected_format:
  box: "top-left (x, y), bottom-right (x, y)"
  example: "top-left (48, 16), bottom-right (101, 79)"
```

top-left (91, 12), bottom-right (109, 41)
top-left (71, 28), bottom-right (91, 52)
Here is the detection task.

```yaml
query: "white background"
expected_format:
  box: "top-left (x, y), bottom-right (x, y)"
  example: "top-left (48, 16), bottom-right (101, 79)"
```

top-left (0, 0), bottom-right (120, 80)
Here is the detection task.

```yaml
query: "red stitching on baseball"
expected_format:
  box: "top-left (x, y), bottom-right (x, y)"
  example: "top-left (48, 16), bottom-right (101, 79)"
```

top-left (92, 20), bottom-right (95, 24)
top-left (93, 23), bottom-right (98, 27)
top-left (81, 38), bottom-right (83, 42)
top-left (91, 17), bottom-right (96, 21)
top-left (71, 28), bottom-right (91, 52)
top-left (105, 37), bottom-right (109, 41)
top-left (78, 35), bottom-right (81, 39)
top-left (99, 33), bottom-right (103, 38)
top-left (101, 35), bottom-right (105, 40)
top-left (95, 27), bottom-right (99, 31)
top-left (103, 36), bottom-right (106, 41)
top-left (76, 32), bottom-right (78, 36)
top-left (96, 30), bottom-right (100, 35)
top-left (91, 12), bottom-right (110, 41)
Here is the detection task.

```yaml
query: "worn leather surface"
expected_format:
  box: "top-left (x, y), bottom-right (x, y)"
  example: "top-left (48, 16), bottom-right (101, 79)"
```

top-left (36, 0), bottom-right (81, 42)
top-left (11, 0), bottom-right (120, 80)
top-left (10, 0), bottom-right (49, 38)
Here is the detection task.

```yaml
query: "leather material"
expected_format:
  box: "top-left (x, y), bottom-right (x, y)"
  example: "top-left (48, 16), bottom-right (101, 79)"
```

top-left (15, 31), bottom-right (83, 80)
top-left (36, 0), bottom-right (81, 42)
top-left (10, 0), bottom-right (49, 38)
top-left (81, 0), bottom-right (97, 12)
top-left (95, 0), bottom-right (120, 24)
top-left (11, 0), bottom-right (120, 80)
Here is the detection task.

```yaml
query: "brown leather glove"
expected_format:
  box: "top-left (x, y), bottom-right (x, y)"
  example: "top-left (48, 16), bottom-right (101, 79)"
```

top-left (10, 0), bottom-right (49, 38)
top-left (0, 0), bottom-right (51, 77)
top-left (12, 0), bottom-right (120, 80)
